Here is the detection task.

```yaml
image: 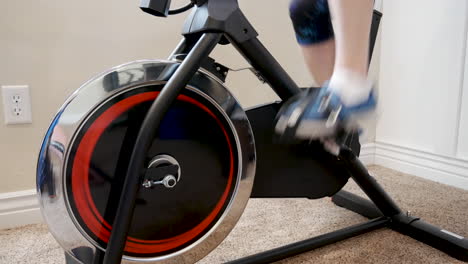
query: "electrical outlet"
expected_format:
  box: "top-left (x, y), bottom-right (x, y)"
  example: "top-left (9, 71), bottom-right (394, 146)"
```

top-left (1, 85), bottom-right (32, 124)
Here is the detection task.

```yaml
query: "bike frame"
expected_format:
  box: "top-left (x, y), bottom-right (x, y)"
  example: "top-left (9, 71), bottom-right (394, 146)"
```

top-left (104, 2), bottom-right (302, 262)
top-left (55, 1), bottom-right (468, 263)
top-left (96, 1), bottom-right (424, 263)
top-left (49, 1), bottom-right (467, 263)
top-left (180, 1), bottom-right (302, 100)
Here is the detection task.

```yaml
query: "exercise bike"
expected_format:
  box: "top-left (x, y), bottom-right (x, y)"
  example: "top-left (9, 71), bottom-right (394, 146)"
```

top-left (36, 0), bottom-right (468, 263)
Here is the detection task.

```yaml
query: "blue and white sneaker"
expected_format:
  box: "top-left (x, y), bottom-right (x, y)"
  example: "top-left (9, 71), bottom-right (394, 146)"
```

top-left (275, 84), bottom-right (377, 141)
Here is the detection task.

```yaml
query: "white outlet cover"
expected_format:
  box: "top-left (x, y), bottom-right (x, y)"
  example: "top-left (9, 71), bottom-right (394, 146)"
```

top-left (1, 85), bottom-right (33, 124)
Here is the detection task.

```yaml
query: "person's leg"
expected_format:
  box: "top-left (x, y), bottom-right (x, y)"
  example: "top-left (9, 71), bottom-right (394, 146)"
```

top-left (301, 40), bottom-right (335, 85)
top-left (276, 0), bottom-right (376, 141)
top-left (289, 0), bottom-right (335, 86)
top-left (327, 0), bottom-right (374, 106)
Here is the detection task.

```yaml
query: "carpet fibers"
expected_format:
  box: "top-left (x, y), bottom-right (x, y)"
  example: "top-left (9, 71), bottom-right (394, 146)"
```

top-left (1, 166), bottom-right (467, 264)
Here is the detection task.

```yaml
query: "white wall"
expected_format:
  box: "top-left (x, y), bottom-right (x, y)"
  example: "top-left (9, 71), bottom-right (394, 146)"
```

top-left (375, 0), bottom-right (468, 189)
top-left (458, 41), bottom-right (468, 160)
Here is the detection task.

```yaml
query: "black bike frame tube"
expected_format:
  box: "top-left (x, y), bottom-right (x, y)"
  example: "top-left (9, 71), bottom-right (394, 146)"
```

top-left (226, 217), bottom-right (389, 264)
top-left (168, 38), bottom-right (187, 59)
top-left (102, 32), bottom-right (222, 264)
top-left (332, 190), bottom-right (384, 219)
top-left (338, 147), bottom-right (402, 217)
top-left (392, 214), bottom-right (468, 261)
top-left (233, 37), bottom-right (301, 101)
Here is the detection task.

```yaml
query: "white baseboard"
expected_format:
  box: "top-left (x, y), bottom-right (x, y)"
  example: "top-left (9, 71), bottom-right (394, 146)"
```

top-left (0, 189), bottom-right (43, 230)
top-left (360, 143), bottom-right (376, 165)
top-left (362, 141), bottom-right (468, 190)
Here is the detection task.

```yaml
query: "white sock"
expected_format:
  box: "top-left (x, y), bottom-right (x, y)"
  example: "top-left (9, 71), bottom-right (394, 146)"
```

top-left (328, 69), bottom-right (373, 106)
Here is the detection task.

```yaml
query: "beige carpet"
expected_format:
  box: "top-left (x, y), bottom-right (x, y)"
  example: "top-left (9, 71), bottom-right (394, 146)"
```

top-left (1, 166), bottom-right (467, 264)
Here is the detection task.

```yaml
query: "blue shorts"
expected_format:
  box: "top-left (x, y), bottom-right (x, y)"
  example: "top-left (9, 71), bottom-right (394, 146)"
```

top-left (289, 0), bottom-right (334, 45)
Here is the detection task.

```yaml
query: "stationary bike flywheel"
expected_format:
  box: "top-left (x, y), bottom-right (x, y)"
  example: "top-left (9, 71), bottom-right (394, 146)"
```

top-left (37, 61), bottom-right (256, 263)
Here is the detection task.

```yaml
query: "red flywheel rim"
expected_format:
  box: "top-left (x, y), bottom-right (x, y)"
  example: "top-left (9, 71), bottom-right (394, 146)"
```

top-left (70, 91), bottom-right (236, 254)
